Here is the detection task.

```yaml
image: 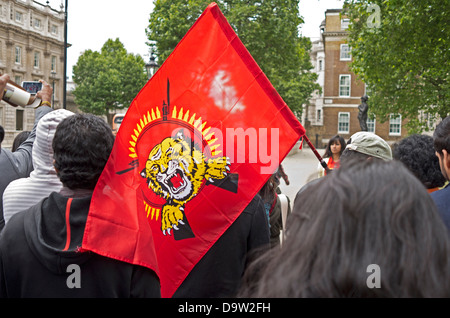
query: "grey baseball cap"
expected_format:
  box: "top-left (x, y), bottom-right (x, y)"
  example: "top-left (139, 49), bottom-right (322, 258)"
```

top-left (345, 132), bottom-right (392, 160)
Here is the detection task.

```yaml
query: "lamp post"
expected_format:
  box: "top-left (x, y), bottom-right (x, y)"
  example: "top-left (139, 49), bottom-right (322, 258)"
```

top-left (145, 53), bottom-right (159, 79)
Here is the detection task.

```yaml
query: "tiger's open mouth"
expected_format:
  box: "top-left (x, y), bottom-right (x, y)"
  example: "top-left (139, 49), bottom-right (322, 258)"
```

top-left (161, 167), bottom-right (193, 201)
top-left (167, 169), bottom-right (187, 194)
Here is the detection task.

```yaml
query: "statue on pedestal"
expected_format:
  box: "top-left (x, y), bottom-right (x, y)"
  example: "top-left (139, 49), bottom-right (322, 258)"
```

top-left (358, 95), bottom-right (369, 131)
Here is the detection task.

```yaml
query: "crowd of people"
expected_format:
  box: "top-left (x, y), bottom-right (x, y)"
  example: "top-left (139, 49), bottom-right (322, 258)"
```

top-left (1, 71), bottom-right (450, 298)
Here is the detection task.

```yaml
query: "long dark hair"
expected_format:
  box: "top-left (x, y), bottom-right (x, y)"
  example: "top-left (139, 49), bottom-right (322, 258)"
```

top-left (11, 131), bottom-right (30, 152)
top-left (323, 135), bottom-right (346, 158)
top-left (259, 174), bottom-right (277, 204)
top-left (239, 159), bottom-right (450, 297)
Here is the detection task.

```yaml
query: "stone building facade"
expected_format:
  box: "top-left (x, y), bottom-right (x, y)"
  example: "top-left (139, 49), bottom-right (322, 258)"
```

top-left (304, 9), bottom-right (408, 148)
top-left (0, 0), bottom-right (65, 149)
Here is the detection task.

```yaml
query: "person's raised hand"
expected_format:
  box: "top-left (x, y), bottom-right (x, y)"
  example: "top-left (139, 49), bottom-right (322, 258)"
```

top-left (36, 79), bottom-right (52, 104)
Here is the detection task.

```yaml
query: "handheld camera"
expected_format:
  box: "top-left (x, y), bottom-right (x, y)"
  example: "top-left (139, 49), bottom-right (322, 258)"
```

top-left (21, 81), bottom-right (43, 95)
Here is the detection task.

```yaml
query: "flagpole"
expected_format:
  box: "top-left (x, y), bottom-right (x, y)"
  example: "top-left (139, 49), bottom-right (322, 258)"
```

top-left (303, 134), bottom-right (330, 174)
top-left (63, 0), bottom-right (68, 109)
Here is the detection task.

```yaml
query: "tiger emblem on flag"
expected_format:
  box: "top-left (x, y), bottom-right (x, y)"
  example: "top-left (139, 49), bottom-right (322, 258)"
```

top-left (140, 132), bottom-right (230, 235)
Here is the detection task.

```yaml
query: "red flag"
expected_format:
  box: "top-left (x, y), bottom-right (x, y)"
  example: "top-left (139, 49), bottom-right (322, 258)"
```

top-left (82, 2), bottom-right (305, 297)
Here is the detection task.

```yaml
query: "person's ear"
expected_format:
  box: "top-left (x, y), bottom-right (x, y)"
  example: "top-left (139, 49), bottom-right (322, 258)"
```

top-left (442, 149), bottom-right (450, 174)
top-left (53, 159), bottom-right (58, 174)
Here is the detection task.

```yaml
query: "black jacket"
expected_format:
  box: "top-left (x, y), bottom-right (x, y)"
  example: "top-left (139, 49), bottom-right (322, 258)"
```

top-left (172, 195), bottom-right (270, 298)
top-left (0, 192), bottom-right (160, 298)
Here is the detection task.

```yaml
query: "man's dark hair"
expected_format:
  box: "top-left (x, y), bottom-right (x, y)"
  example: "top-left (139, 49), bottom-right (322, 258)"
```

top-left (393, 134), bottom-right (446, 189)
top-left (434, 116), bottom-right (450, 155)
top-left (52, 114), bottom-right (114, 190)
top-left (0, 125), bottom-right (4, 145)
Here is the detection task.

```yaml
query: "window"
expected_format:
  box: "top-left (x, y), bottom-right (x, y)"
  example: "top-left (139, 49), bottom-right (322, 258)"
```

top-left (365, 84), bottom-right (372, 97)
top-left (15, 46), bottom-right (22, 64)
top-left (51, 56), bottom-right (57, 72)
top-left (51, 25), bottom-right (58, 35)
top-left (318, 59), bottom-right (323, 71)
top-left (34, 52), bottom-right (40, 68)
top-left (340, 44), bottom-right (351, 61)
top-left (389, 114), bottom-right (402, 136)
top-left (339, 75), bottom-right (351, 97)
top-left (34, 18), bottom-right (41, 29)
top-left (419, 111), bottom-right (439, 132)
top-left (341, 18), bottom-right (350, 30)
top-left (15, 11), bottom-right (23, 23)
top-left (338, 112), bottom-right (350, 134)
top-left (367, 117), bottom-right (376, 133)
top-left (16, 109), bottom-right (24, 131)
top-left (14, 75), bottom-right (22, 84)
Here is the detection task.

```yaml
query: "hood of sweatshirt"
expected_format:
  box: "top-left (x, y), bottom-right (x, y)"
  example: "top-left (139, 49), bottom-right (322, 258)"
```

top-left (31, 109), bottom-right (74, 178)
top-left (24, 192), bottom-right (93, 274)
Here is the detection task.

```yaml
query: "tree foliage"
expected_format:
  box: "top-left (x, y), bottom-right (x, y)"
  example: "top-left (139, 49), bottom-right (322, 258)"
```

top-left (146, 0), bottom-right (320, 114)
top-left (343, 0), bottom-right (450, 132)
top-left (72, 38), bottom-right (148, 124)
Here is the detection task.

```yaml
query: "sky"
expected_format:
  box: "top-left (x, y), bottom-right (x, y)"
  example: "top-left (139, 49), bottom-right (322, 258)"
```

top-left (45, 0), bottom-right (344, 80)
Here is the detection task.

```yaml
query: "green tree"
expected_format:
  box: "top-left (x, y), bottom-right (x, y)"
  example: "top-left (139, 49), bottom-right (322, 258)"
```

top-left (146, 0), bottom-right (320, 114)
top-left (343, 0), bottom-right (450, 132)
top-left (72, 38), bottom-right (148, 124)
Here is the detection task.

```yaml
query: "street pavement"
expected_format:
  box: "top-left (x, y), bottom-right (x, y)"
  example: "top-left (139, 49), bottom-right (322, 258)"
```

top-left (278, 146), bottom-right (325, 208)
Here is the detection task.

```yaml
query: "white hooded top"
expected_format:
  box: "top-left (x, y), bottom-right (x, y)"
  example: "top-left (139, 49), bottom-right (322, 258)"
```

top-left (3, 109), bottom-right (74, 225)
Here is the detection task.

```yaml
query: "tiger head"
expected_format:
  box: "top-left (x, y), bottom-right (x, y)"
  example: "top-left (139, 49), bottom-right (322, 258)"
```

top-left (140, 134), bottom-right (206, 203)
